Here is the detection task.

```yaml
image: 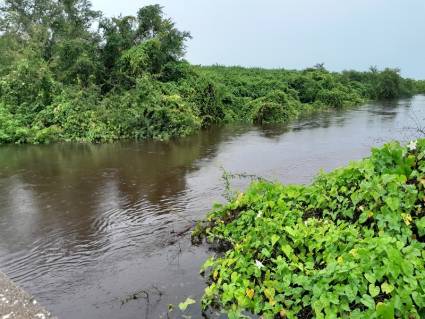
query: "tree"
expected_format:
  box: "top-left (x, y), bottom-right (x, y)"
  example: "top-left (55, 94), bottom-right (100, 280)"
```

top-left (136, 4), bottom-right (163, 40)
top-left (0, 0), bottom-right (101, 86)
top-left (376, 68), bottom-right (401, 99)
top-left (99, 4), bottom-right (191, 89)
top-left (0, 0), bottom-right (58, 36)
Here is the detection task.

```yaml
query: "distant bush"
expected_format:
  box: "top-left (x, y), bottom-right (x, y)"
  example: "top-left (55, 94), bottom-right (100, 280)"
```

top-left (317, 87), bottom-right (346, 108)
top-left (375, 68), bottom-right (403, 99)
top-left (250, 90), bottom-right (301, 124)
top-left (178, 75), bottom-right (226, 126)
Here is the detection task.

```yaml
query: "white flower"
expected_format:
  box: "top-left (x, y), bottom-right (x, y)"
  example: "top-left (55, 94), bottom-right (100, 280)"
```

top-left (255, 260), bottom-right (265, 269)
top-left (256, 211), bottom-right (263, 218)
top-left (408, 140), bottom-right (417, 151)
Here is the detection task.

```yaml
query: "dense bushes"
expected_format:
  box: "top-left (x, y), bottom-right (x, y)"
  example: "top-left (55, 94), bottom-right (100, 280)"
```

top-left (0, 1), bottom-right (424, 144)
top-left (0, 57), bottom-right (57, 122)
top-left (249, 90), bottom-right (301, 124)
top-left (194, 140), bottom-right (425, 318)
top-left (0, 104), bottom-right (29, 143)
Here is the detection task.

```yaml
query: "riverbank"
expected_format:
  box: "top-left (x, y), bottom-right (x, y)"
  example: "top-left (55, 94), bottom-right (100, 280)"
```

top-left (195, 139), bottom-right (425, 318)
top-left (0, 271), bottom-right (55, 319)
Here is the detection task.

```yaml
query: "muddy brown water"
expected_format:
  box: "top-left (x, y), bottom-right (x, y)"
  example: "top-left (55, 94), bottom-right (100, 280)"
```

top-left (0, 96), bottom-right (424, 318)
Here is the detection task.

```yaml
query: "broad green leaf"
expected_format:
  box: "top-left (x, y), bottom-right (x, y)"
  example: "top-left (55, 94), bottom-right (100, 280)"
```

top-left (178, 298), bottom-right (196, 311)
top-left (369, 284), bottom-right (380, 297)
top-left (384, 197), bottom-right (400, 211)
top-left (381, 282), bottom-right (394, 294)
top-left (231, 272), bottom-right (239, 282)
top-left (364, 273), bottom-right (376, 284)
top-left (376, 301), bottom-right (395, 319)
top-left (360, 294), bottom-right (375, 309)
top-left (201, 257), bottom-right (215, 272)
top-left (271, 234), bottom-right (280, 246)
top-left (416, 217), bottom-right (425, 236)
top-left (359, 211), bottom-right (368, 224)
top-left (281, 244), bottom-right (293, 258)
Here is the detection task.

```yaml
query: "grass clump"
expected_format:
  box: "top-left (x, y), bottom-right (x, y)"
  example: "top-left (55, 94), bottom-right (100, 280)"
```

top-left (195, 140), bottom-right (425, 318)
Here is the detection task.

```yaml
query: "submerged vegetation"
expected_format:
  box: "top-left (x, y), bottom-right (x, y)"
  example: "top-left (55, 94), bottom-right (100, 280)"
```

top-left (194, 140), bottom-right (425, 318)
top-left (0, 0), bottom-right (425, 144)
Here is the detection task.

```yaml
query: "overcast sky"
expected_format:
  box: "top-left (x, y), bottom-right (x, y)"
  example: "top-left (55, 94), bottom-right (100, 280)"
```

top-left (91, 0), bottom-right (425, 79)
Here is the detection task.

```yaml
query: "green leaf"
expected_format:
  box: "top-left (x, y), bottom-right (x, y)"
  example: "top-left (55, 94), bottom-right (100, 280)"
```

top-left (261, 248), bottom-right (271, 257)
top-left (360, 294), bottom-right (375, 309)
top-left (178, 297), bottom-right (196, 311)
top-left (359, 211), bottom-right (368, 224)
top-left (384, 197), bottom-right (400, 211)
top-left (364, 273), bottom-right (376, 284)
top-left (271, 234), bottom-right (280, 246)
top-left (201, 257), bottom-right (215, 272)
top-left (369, 284), bottom-right (380, 297)
top-left (416, 217), bottom-right (425, 237)
top-left (381, 282), bottom-right (394, 294)
top-left (376, 301), bottom-right (394, 319)
top-left (281, 244), bottom-right (293, 258)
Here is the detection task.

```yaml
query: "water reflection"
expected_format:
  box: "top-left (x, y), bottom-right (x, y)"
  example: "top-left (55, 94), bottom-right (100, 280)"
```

top-left (0, 95), bottom-right (424, 319)
top-left (0, 126), bottom-right (259, 293)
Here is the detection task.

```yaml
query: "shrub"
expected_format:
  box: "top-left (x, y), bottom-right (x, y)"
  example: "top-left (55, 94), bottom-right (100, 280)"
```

top-left (251, 90), bottom-right (301, 124)
top-left (179, 75), bottom-right (226, 126)
top-left (31, 125), bottom-right (62, 144)
top-left (0, 103), bottom-right (29, 143)
top-left (0, 57), bottom-right (57, 123)
top-left (374, 69), bottom-right (402, 100)
top-left (144, 94), bottom-right (201, 140)
top-left (316, 88), bottom-right (346, 108)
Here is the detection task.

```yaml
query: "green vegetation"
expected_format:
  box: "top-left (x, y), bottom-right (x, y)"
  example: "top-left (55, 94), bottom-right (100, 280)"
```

top-left (194, 140), bottom-right (425, 318)
top-left (1, 1), bottom-right (425, 144)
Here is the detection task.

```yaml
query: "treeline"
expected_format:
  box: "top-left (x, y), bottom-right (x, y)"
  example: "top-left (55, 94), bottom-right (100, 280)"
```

top-left (198, 65), bottom-right (425, 125)
top-left (0, 1), bottom-right (424, 144)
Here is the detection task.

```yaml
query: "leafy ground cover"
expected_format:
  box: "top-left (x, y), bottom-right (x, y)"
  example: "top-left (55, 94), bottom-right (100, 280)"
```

top-left (193, 140), bottom-right (425, 318)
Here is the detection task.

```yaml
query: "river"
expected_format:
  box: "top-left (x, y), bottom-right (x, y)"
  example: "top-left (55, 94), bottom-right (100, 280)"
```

top-left (0, 95), bottom-right (424, 318)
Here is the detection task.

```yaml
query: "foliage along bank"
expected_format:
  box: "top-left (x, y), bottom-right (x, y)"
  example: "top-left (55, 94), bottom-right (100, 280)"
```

top-left (1, 1), bottom-right (425, 144)
top-left (193, 140), bottom-right (425, 318)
